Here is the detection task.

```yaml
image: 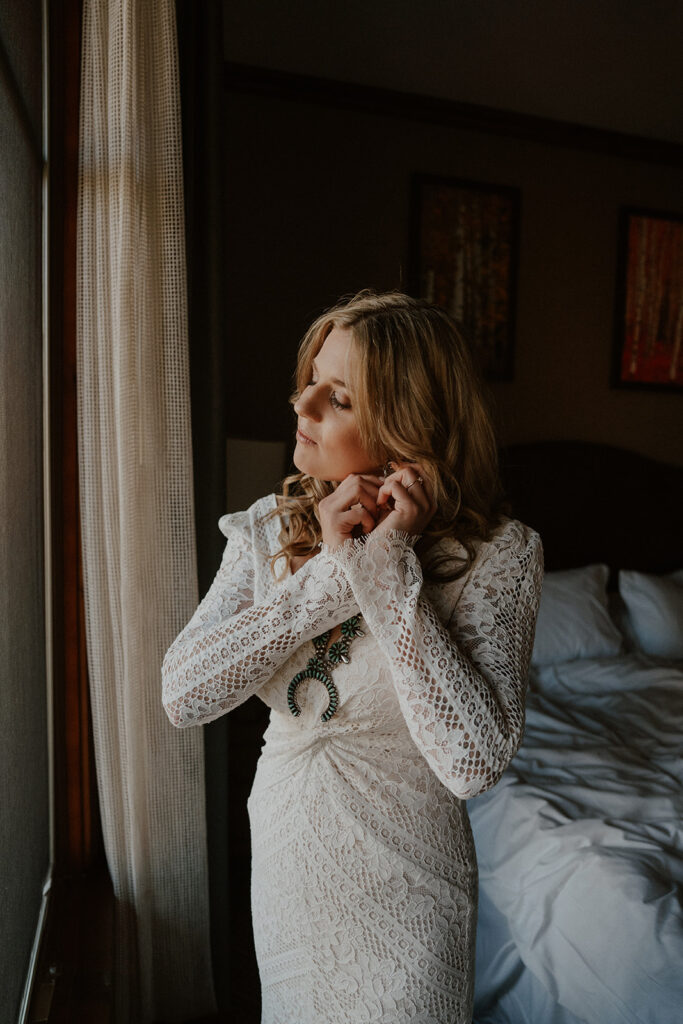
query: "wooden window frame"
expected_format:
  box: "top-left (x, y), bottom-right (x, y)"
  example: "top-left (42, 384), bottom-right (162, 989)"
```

top-left (28, 2), bottom-right (115, 1021)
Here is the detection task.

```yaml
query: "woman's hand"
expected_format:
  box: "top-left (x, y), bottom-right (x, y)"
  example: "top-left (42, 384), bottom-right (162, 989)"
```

top-left (373, 462), bottom-right (437, 537)
top-left (318, 473), bottom-right (384, 550)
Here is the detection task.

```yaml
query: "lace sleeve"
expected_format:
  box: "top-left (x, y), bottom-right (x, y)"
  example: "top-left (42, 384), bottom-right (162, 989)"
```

top-left (326, 522), bottom-right (544, 798)
top-left (162, 527), bottom-right (360, 728)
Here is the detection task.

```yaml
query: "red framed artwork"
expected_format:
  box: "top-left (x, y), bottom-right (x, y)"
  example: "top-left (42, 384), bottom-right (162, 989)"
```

top-left (410, 174), bottom-right (521, 380)
top-left (613, 207), bottom-right (683, 390)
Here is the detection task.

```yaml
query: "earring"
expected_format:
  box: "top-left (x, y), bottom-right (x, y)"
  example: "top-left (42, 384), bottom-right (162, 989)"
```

top-left (381, 460), bottom-right (394, 478)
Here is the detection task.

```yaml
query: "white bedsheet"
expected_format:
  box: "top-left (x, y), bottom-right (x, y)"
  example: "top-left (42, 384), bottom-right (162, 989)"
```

top-left (469, 653), bottom-right (683, 1024)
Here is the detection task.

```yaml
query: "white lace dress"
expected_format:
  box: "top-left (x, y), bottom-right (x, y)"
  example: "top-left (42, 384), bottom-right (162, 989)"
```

top-left (162, 494), bottom-right (543, 1024)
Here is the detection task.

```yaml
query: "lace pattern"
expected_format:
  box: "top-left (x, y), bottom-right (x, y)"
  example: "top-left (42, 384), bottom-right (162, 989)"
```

top-left (162, 494), bottom-right (543, 1023)
top-left (162, 505), bottom-right (359, 726)
top-left (327, 524), bottom-right (544, 798)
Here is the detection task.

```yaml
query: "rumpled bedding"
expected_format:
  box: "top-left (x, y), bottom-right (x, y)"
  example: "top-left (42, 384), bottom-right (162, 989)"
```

top-left (469, 653), bottom-right (683, 1024)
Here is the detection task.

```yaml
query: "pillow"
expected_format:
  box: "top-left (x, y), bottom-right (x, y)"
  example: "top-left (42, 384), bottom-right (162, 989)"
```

top-left (531, 564), bottom-right (623, 666)
top-left (618, 569), bottom-right (683, 659)
top-left (607, 590), bottom-right (636, 652)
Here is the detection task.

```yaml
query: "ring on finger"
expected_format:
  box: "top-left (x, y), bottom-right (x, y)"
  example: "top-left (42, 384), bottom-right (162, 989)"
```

top-left (405, 476), bottom-right (424, 491)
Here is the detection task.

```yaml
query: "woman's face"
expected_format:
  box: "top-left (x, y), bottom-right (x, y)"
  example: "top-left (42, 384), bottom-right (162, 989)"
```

top-left (293, 326), bottom-right (378, 482)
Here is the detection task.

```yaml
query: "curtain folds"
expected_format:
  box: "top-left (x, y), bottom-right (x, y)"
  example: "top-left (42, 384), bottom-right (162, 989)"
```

top-left (77, 1), bottom-right (216, 1020)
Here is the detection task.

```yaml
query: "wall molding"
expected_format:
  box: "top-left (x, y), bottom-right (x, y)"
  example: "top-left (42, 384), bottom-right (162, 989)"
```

top-left (224, 61), bottom-right (683, 167)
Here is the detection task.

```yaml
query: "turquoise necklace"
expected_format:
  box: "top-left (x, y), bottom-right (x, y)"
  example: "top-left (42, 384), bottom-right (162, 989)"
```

top-left (287, 614), bottom-right (364, 723)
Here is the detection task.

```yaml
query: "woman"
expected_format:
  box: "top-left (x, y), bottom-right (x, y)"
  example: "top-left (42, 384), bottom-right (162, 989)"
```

top-left (162, 290), bottom-right (543, 1024)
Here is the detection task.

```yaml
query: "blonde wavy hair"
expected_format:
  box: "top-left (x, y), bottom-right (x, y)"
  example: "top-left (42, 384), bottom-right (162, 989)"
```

top-left (266, 289), bottom-right (507, 583)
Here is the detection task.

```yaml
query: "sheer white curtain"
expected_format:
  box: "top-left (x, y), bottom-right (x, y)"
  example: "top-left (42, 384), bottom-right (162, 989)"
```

top-left (77, 1), bottom-right (216, 1020)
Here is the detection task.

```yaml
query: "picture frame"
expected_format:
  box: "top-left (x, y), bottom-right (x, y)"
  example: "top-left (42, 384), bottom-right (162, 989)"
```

top-left (410, 173), bottom-right (521, 380)
top-left (612, 206), bottom-right (683, 391)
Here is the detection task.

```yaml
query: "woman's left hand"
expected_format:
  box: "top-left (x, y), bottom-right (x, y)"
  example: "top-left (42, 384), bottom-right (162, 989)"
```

top-left (373, 462), bottom-right (437, 537)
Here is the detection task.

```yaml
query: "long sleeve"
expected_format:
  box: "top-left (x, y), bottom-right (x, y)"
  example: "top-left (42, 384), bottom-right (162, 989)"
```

top-left (162, 517), bottom-right (360, 728)
top-left (326, 521), bottom-right (543, 799)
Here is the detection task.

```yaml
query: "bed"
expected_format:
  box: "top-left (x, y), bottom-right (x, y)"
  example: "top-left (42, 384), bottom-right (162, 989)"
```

top-left (469, 441), bottom-right (683, 1024)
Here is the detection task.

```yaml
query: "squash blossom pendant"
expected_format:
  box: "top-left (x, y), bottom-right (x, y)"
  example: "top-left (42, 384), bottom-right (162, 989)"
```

top-left (287, 614), bottom-right (364, 723)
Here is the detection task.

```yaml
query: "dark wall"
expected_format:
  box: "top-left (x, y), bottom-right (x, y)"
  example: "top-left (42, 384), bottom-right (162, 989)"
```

top-left (223, 88), bottom-right (682, 465)
top-left (221, 0), bottom-right (683, 145)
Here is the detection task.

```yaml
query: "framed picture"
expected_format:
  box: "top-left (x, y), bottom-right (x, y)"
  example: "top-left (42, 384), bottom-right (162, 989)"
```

top-left (410, 174), bottom-right (521, 380)
top-left (613, 207), bottom-right (683, 390)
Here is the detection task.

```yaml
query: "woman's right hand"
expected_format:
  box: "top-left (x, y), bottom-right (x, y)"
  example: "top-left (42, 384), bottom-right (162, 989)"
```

top-left (318, 473), bottom-right (384, 550)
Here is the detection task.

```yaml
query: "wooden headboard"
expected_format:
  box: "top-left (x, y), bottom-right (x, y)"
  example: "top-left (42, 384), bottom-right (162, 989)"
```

top-left (499, 441), bottom-right (683, 580)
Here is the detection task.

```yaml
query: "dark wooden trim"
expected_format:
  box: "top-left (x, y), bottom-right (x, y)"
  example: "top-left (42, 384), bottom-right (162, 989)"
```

top-left (48, 0), bottom-right (103, 876)
top-left (176, 4), bottom-right (233, 1011)
top-left (224, 60), bottom-right (683, 167)
top-left (30, 1), bottom-right (116, 1019)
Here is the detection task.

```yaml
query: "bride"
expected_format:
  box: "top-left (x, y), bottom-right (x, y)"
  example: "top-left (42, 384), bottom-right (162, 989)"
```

top-left (162, 289), bottom-right (543, 1023)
